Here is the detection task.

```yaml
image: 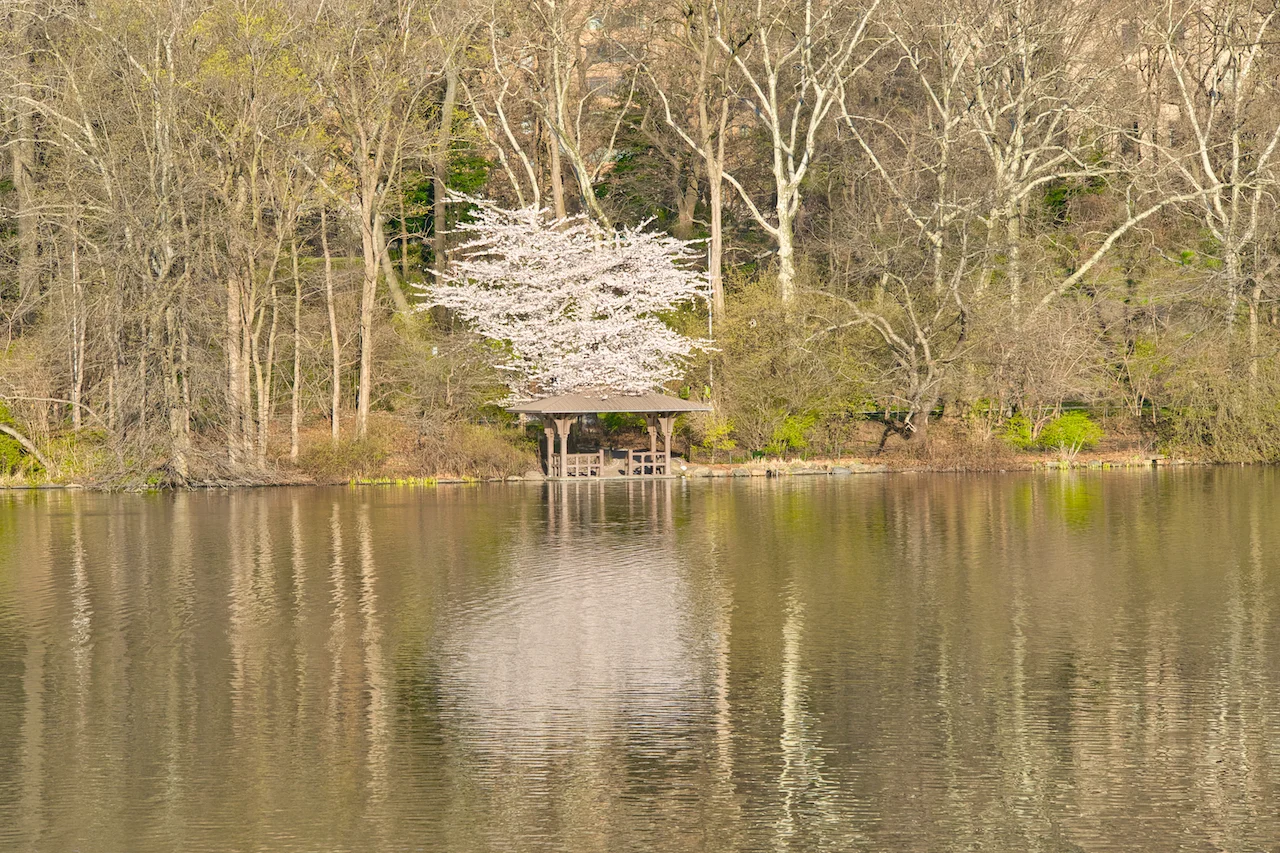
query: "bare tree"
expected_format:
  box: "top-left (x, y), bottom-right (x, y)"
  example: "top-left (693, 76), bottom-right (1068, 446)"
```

top-left (652, 0), bottom-right (735, 317)
top-left (1150, 0), bottom-right (1280, 377)
top-left (712, 0), bottom-right (883, 302)
top-left (309, 0), bottom-right (436, 438)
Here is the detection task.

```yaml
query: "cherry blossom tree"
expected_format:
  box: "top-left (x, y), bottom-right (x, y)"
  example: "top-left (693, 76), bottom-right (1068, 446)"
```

top-left (417, 199), bottom-right (711, 400)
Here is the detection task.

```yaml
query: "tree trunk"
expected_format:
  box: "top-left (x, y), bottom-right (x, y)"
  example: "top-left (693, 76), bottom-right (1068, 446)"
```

top-left (776, 198), bottom-right (797, 304)
top-left (357, 207), bottom-right (379, 440)
top-left (291, 238), bottom-right (303, 462)
top-left (1226, 246), bottom-right (1243, 333)
top-left (1007, 204), bottom-right (1023, 310)
top-left (909, 405), bottom-right (933, 446)
top-left (179, 288), bottom-right (192, 448)
top-left (435, 62), bottom-right (459, 283)
top-left (674, 170), bottom-right (697, 241)
top-left (707, 147), bottom-right (726, 319)
top-left (908, 385), bottom-right (940, 447)
top-left (398, 182), bottom-right (411, 282)
top-left (255, 277), bottom-right (280, 467)
top-left (108, 275), bottom-right (122, 435)
top-left (12, 45), bottom-right (38, 313)
top-left (704, 98), bottom-right (730, 319)
top-left (322, 208), bottom-right (341, 444)
top-left (1249, 280), bottom-right (1262, 384)
top-left (137, 316), bottom-right (149, 439)
top-left (226, 274), bottom-right (245, 464)
top-left (164, 304), bottom-right (189, 480)
top-left (548, 121), bottom-right (567, 219)
top-left (68, 242), bottom-right (85, 432)
top-left (376, 214), bottom-right (412, 313)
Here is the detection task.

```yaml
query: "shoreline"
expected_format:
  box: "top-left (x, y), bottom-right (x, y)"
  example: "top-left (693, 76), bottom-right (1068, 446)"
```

top-left (0, 454), bottom-right (1216, 492)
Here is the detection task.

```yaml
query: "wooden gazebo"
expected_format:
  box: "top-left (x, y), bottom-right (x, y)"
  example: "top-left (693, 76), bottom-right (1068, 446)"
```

top-left (509, 390), bottom-right (712, 479)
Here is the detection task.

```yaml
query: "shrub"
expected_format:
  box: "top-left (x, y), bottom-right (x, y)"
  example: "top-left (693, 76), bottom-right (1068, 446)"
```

top-left (1001, 413), bottom-right (1035, 449)
top-left (764, 412), bottom-right (817, 457)
top-left (1155, 342), bottom-right (1280, 462)
top-left (297, 438), bottom-right (390, 480)
top-left (410, 422), bottom-right (537, 478)
top-left (1037, 411), bottom-right (1103, 459)
top-left (698, 278), bottom-right (865, 452)
top-left (0, 435), bottom-right (24, 475)
top-left (693, 415), bottom-right (737, 463)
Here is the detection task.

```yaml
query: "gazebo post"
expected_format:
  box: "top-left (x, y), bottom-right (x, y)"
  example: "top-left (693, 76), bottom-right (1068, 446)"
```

top-left (659, 414), bottom-right (675, 474)
top-left (646, 414), bottom-right (658, 454)
top-left (553, 415), bottom-right (573, 478)
top-left (542, 419), bottom-right (555, 475)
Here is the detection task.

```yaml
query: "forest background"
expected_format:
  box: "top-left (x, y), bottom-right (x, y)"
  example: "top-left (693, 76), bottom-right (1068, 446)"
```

top-left (3, 0), bottom-right (1280, 485)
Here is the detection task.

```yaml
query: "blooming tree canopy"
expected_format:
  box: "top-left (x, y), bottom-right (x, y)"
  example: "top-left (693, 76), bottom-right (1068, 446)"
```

top-left (417, 199), bottom-right (710, 401)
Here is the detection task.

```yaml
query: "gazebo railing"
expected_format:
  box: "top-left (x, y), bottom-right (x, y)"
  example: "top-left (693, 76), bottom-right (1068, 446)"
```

top-left (550, 451), bottom-right (606, 478)
top-left (546, 448), bottom-right (676, 478)
top-left (627, 450), bottom-right (668, 477)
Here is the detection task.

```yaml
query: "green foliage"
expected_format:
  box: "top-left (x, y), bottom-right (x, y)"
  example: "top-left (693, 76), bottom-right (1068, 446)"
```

top-left (599, 412), bottom-right (647, 434)
top-left (388, 137), bottom-right (493, 274)
top-left (44, 430), bottom-right (113, 479)
top-left (691, 415), bottom-right (737, 463)
top-left (446, 147), bottom-right (492, 196)
top-left (701, 417), bottom-right (736, 451)
top-left (1038, 412), bottom-right (1104, 458)
top-left (764, 412), bottom-right (817, 456)
top-left (1001, 413), bottom-right (1036, 449)
top-left (0, 436), bottom-right (24, 475)
top-left (0, 403), bottom-right (47, 479)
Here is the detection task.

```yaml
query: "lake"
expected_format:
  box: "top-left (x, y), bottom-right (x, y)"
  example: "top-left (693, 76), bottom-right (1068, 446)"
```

top-left (1, 471), bottom-right (1278, 851)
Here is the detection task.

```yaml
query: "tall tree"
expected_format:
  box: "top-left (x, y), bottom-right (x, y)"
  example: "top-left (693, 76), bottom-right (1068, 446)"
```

top-left (712, 0), bottom-right (883, 302)
top-left (1152, 0), bottom-right (1280, 378)
top-left (653, 0), bottom-right (736, 317)
top-left (309, 0), bottom-right (435, 438)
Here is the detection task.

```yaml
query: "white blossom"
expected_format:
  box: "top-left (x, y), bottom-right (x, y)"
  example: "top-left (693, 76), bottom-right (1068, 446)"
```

top-left (416, 198), bottom-right (710, 401)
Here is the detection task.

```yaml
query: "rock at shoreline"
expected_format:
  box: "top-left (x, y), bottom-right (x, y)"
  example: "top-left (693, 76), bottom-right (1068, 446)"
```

top-left (689, 467), bottom-right (713, 478)
top-left (523, 470), bottom-right (546, 481)
top-left (731, 468), bottom-right (751, 477)
top-left (831, 466), bottom-right (853, 476)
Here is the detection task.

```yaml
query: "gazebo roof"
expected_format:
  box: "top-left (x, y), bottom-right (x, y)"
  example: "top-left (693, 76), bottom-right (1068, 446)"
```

top-left (507, 389), bottom-right (712, 415)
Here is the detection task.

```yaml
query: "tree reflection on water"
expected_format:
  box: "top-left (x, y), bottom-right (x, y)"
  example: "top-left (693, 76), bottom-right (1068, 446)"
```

top-left (0, 470), bottom-right (1277, 851)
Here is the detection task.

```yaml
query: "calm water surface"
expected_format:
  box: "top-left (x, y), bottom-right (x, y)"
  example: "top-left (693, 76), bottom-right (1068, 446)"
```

top-left (1, 471), bottom-right (1278, 852)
